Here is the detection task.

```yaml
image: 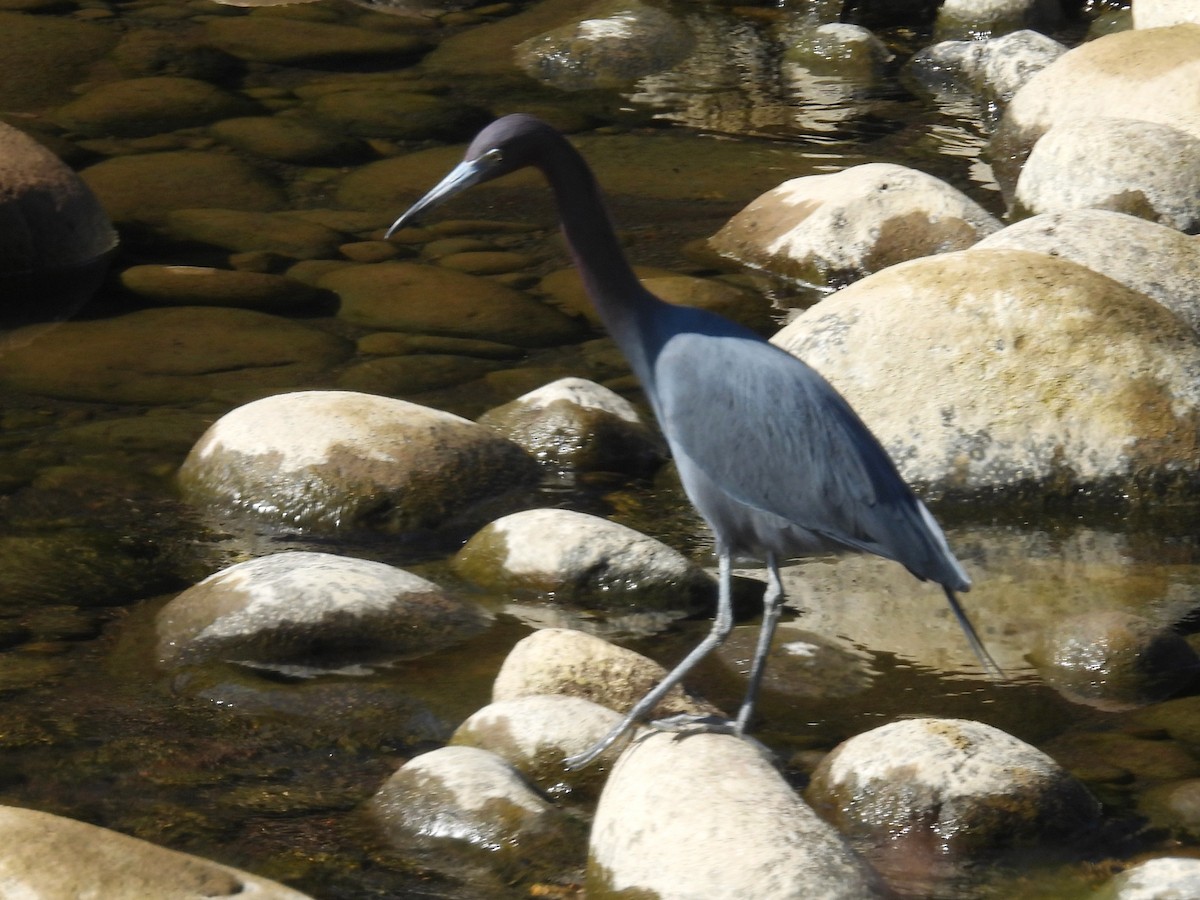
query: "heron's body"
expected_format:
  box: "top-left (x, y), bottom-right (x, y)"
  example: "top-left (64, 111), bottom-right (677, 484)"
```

top-left (387, 115), bottom-right (997, 769)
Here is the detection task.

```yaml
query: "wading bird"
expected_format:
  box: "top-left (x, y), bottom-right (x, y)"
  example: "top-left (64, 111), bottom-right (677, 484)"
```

top-left (387, 115), bottom-right (1001, 770)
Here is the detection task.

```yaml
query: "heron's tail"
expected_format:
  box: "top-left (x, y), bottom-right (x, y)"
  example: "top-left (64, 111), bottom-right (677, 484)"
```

top-left (944, 586), bottom-right (1004, 679)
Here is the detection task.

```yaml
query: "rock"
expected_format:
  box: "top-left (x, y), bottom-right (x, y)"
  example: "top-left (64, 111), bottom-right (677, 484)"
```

top-left (451, 694), bottom-right (629, 790)
top-left (989, 25), bottom-right (1200, 199)
top-left (492, 627), bottom-right (719, 720)
top-left (515, 0), bottom-right (694, 91)
top-left (119, 265), bottom-right (335, 313)
top-left (453, 508), bottom-right (713, 610)
top-left (0, 307), bottom-right (351, 404)
top-left (54, 76), bottom-right (259, 138)
top-left (589, 732), bottom-right (882, 899)
top-left (111, 27), bottom-right (243, 81)
top-left (203, 16), bottom-right (430, 67)
top-left (477, 377), bottom-right (665, 473)
top-left (806, 718), bottom-right (1102, 860)
top-left (771, 249), bottom-right (1200, 499)
top-left (907, 30), bottom-right (1065, 107)
top-left (163, 208), bottom-right (349, 260)
top-left (210, 115), bottom-right (372, 165)
top-left (0, 121), bottom-right (117, 322)
top-left (307, 88), bottom-right (487, 141)
top-left (783, 23), bottom-right (892, 80)
top-left (0, 805), bottom-right (314, 899)
top-left (335, 353), bottom-right (505, 395)
top-left (1031, 610), bottom-right (1199, 711)
top-left (321, 261), bottom-right (586, 347)
top-left (714, 623), bottom-right (878, 701)
top-left (156, 551), bottom-right (490, 668)
top-left (371, 745), bottom-right (580, 885)
top-left (0, 12), bottom-right (114, 111)
top-left (177, 390), bottom-right (539, 533)
top-left (1099, 857), bottom-right (1200, 899)
top-left (1013, 117), bottom-right (1200, 231)
top-left (709, 163), bottom-right (1001, 290)
top-left (81, 150), bottom-right (286, 227)
top-left (933, 0), bottom-right (1062, 41)
top-left (0, 531), bottom-right (179, 607)
top-left (1135, 1), bottom-right (1200, 28)
top-left (973, 210), bottom-right (1200, 333)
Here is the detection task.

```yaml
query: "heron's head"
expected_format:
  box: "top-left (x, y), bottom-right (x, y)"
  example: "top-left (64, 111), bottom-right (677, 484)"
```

top-left (385, 114), bottom-right (554, 238)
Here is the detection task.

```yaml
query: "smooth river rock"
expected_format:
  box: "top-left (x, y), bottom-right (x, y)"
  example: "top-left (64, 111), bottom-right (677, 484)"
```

top-left (589, 731), bottom-right (882, 899)
top-left (157, 550), bottom-right (490, 668)
top-left (0, 307), bottom-right (351, 404)
top-left (771, 249), bottom-right (1200, 499)
top-left (54, 76), bottom-right (259, 138)
top-left (178, 390), bottom-right (539, 533)
top-left (973, 210), bottom-right (1200, 333)
top-left (453, 508), bottom-right (713, 612)
top-left (477, 376), bottom-right (665, 473)
top-left (806, 718), bottom-right (1102, 858)
top-left (709, 162), bottom-right (1001, 289)
top-left (0, 805), bottom-right (314, 899)
top-left (989, 24), bottom-right (1200, 198)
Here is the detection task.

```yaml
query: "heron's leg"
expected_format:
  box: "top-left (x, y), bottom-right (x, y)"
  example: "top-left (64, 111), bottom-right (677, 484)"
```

top-left (562, 549), bottom-right (736, 770)
top-left (735, 553), bottom-right (783, 735)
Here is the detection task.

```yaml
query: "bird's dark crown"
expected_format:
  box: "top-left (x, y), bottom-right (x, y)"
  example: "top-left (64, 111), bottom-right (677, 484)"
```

top-left (462, 114), bottom-right (563, 180)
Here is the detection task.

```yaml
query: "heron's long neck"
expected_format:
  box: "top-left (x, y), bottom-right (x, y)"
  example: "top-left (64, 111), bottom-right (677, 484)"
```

top-left (535, 142), bottom-right (660, 374)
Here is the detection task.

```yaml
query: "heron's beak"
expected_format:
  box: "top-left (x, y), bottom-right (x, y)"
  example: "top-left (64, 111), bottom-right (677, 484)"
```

top-left (385, 156), bottom-right (489, 238)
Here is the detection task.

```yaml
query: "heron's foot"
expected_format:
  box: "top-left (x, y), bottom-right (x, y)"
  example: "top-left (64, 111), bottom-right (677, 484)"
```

top-left (649, 713), bottom-right (742, 736)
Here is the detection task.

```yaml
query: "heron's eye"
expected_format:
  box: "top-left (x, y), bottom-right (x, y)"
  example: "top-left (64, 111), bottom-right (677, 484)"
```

top-left (483, 148), bottom-right (504, 165)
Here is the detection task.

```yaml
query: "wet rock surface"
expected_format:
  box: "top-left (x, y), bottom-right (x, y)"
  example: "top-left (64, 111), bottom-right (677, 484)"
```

top-left (156, 551), bottom-right (491, 669)
top-left (178, 389), bottom-right (540, 533)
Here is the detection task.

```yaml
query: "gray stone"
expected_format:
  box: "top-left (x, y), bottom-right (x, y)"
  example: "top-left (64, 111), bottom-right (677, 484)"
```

top-left (1014, 117), bottom-right (1200, 231)
top-left (0, 805), bottom-right (314, 898)
top-left (1099, 857), bottom-right (1200, 899)
top-left (453, 508), bottom-right (713, 611)
top-left (55, 76), bottom-right (259, 138)
top-left (451, 694), bottom-right (628, 791)
top-left (492, 627), bottom-right (720, 720)
top-left (933, 0), bottom-right (1062, 41)
top-left (589, 732), bottom-right (882, 899)
top-left (371, 745), bottom-right (579, 885)
top-left (177, 390), bottom-right (539, 532)
top-left (515, 0), bottom-right (694, 91)
top-left (1031, 610), bottom-right (1199, 711)
top-left (120, 265), bottom-right (335, 313)
top-left (156, 551), bottom-right (490, 668)
top-left (806, 718), bottom-right (1101, 857)
top-left (82, 150), bottom-right (286, 226)
top-left (973, 210), bottom-right (1200, 334)
top-left (203, 16), bottom-right (429, 67)
top-left (321, 261), bottom-right (586, 348)
top-left (1135, 1), bottom-right (1200, 28)
top-left (710, 163), bottom-right (1000, 290)
top-left (477, 377), bottom-right (665, 473)
top-left (771, 249), bottom-right (1200, 498)
top-left (0, 307), bottom-right (350, 404)
top-left (0, 12), bottom-right (114, 111)
top-left (989, 25), bottom-right (1200, 199)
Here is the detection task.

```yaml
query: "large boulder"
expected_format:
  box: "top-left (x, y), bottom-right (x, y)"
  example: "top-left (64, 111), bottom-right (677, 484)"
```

top-left (973, 210), bottom-right (1200, 333)
top-left (178, 390), bottom-right (539, 533)
top-left (989, 24), bottom-right (1200, 199)
top-left (1013, 117), bottom-right (1200, 231)
top-left (771, 249), bottom-right (1200, 500)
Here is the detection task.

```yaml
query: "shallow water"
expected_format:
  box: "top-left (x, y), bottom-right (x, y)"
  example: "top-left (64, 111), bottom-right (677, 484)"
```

top-left (3, 0), bottom-right (1198, 898)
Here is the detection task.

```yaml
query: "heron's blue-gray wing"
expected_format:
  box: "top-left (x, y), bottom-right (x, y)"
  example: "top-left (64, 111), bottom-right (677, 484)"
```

top-left (650, 329), bottom-right (968, 588)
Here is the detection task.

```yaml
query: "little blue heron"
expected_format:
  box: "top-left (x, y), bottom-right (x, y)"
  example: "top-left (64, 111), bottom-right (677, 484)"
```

top-left (387, 114), bottom-right (1002, 770)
